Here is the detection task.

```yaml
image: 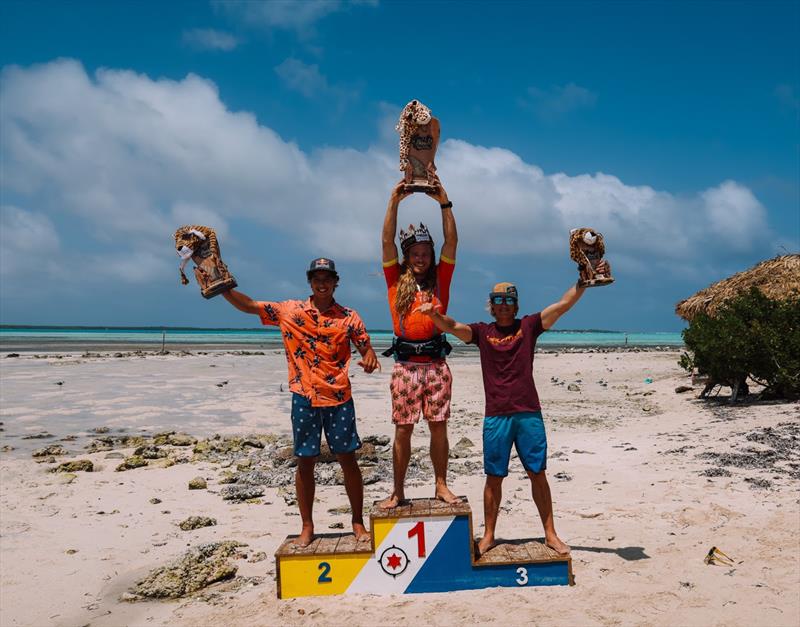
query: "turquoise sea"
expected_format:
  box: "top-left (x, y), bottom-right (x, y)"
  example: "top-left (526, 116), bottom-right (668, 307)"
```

top-left (0, 326), bottom-right (684, 351)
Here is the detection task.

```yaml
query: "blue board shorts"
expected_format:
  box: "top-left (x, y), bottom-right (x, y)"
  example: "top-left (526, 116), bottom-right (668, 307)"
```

top-left (483, 411), bottom-right (547, 477)
top-left (291, 393), bottom-right (362, 457)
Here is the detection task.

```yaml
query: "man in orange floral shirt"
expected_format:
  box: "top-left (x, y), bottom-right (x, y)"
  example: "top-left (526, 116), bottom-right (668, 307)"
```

top-left (223, 258), bottom-right (380, 546)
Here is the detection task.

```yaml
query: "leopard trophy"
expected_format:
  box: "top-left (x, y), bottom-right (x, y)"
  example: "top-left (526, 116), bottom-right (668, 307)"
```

top-left (569, 228), bottom-right (613, 288)
top-left (174, 225), bottom-right (237, 299)
top-left (395, 99), bottom-right (440, 191)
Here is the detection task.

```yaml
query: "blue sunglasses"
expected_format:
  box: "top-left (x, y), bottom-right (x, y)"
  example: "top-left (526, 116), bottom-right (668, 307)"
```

top-left (490, 295), bottom-right (518, 305)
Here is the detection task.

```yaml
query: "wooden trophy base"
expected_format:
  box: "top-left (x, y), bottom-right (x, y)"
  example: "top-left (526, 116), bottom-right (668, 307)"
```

top-left (404, 180), bottom-right (436, 194)
top-left (200, 278), bottom-right (237, 299)
top-left (579, 276), bottom-right (614, 288)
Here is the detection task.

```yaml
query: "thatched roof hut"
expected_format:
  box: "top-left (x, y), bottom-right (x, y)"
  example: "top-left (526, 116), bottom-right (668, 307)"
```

top-left (675, 254), bottom-right (800, 321)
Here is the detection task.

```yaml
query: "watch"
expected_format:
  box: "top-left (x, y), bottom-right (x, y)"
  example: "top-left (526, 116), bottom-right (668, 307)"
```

top-left (440, 201), bottom-right (453, 210)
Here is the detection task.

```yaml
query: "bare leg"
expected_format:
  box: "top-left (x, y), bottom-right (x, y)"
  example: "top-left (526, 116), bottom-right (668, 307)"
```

top-left (527, 469), bottom-right (570, 555)
top-left (429, 421), bottom-right (459, 503)
top-left (337, 452), bottom-right (370, 541)
top-left (379, 424), bottom-right (414, 509)
top-left (478, 474), bottom-right (503, 555)
top-left (294, 456), bottom-right (317, 546)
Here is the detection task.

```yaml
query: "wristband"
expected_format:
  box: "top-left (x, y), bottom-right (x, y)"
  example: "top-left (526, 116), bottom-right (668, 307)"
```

top-left (440, 201), bottom-right (453, 210)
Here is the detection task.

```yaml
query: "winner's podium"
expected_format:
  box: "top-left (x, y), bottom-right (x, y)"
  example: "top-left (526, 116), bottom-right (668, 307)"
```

top-left (275, 497), bottom-right (573, 598)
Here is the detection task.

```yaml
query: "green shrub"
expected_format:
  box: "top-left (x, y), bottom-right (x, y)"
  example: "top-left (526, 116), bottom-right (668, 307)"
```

top-left (680, 288), bottom-right (800, 400)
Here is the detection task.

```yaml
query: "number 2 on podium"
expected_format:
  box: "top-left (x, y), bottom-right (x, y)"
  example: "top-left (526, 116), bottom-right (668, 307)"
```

top-left (318, 561), bottom-right (332, 583)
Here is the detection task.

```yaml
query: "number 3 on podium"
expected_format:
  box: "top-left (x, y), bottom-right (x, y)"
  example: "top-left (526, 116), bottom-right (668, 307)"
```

top-left (516, 567), bottom-right (528, 586)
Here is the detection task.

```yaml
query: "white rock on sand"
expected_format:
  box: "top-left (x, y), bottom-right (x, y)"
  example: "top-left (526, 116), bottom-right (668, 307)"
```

top-left (0, 350), bottom-right (798, 626)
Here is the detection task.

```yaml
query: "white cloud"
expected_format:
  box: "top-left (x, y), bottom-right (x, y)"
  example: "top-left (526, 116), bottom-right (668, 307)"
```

top-left (0, 59), bottom-right (775, 295)
top-left (274, 58), bottom-right (358, 110)
top-left (213, 0), bottom-right (376, 33)
top-left (521, 83), bottom-right (597, 119)
top-left (182, 28), bottom-right (240, 51)
top-left (274, 58), bottom-right (329, 97)
top-left (0, 205), bottom-right (61, 278)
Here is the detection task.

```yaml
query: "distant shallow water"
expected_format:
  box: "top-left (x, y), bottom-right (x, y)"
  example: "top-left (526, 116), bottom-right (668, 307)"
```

top-left (0, 327), bottom-right (684, 352)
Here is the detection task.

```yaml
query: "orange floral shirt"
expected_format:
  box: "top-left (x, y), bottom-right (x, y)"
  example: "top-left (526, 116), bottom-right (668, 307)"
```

top-left (258, 298), bottom-right (371, 407)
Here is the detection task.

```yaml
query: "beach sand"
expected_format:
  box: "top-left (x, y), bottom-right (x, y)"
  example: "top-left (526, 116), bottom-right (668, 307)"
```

top-left (1, 350), bottom-right (798, 626)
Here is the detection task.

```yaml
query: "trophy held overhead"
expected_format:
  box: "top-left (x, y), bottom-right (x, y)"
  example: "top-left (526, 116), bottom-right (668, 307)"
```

top-left (569, 228), bottom-right (614, 288)
top-left (396, 100), bottom-right (441, 194)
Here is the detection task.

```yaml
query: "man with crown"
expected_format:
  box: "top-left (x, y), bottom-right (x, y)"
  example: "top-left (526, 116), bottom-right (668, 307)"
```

top-left (378, 168), bottom-right (461, 509)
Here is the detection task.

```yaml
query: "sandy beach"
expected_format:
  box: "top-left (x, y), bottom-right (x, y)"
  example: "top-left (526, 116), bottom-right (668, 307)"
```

top-left (1, 349), bottom-right (798, 627)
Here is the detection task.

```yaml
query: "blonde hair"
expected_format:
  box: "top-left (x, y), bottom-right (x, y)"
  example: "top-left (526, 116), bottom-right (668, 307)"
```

top-left (395, 251), bottom-right (437, 320)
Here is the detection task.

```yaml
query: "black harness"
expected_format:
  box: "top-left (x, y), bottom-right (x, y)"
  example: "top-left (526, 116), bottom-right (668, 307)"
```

top-left (382, 334), bottom-right (453, 361)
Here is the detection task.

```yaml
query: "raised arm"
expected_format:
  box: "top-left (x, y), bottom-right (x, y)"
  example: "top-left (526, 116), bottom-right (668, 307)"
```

top-left (425, 170), bottom-right (457, 261)
top-left (223, 288), bottom-right (262, 316)
top-left (540, 284), bottom-right (586, 330)
top-left (417, 302), bottom-right (472, 343)
top-left (540, 260), bottom-right (610, 330)
top-left (382, 181), bottom-right (410, 263)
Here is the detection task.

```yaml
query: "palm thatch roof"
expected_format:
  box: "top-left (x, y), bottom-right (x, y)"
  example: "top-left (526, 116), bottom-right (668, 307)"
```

top-left (675, 254), bottom-right (800, 321)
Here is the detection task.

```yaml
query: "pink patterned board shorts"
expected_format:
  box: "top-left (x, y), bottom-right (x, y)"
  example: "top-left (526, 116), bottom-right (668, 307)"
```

top-left (390, 360), bottom-right (453, 424)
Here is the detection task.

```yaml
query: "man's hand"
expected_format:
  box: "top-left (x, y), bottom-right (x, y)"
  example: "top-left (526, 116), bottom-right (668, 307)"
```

top-left (390, 180), bottom-right (412, 205)
top-left (357, 348), bottom-right (381, 374)
top-left (416, 301), bottom-right (441, 318)
top-left (424, 166), bottom-right (449, 205)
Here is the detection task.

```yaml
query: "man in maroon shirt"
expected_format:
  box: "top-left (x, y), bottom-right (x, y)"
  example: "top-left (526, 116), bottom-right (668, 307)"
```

top-left (418, 265), bottom-right (607, 556)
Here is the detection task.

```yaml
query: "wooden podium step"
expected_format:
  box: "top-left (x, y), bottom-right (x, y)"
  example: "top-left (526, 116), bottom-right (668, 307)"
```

top-left (275, 496), bottom-right (573, 598)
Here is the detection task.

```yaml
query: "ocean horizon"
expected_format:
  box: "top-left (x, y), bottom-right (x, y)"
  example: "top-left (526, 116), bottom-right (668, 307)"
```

top-left (0, 325), bottom-right (684, 351)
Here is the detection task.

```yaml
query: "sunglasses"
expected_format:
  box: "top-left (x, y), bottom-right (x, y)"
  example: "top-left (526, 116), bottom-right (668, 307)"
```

top-left (490, 295), bottom-right (518, 306)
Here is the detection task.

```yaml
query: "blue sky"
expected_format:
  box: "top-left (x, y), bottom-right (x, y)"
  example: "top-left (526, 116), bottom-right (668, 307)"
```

top-left (1, 0), bottom-right (797, 331)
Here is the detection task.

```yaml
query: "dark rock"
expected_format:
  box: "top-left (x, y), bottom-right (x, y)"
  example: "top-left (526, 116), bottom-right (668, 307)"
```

top-left (168, 433), bottom-right (196, 447)
top-left (116, 456), bottom-right (148, 472)
top-left (128, 541), bottom-right (245, 599)
top-left (247, 552), bottom-right (268, 563)
top-left (93, 427), bottom-right (110, 434)
top-left (150, 497), bottom-right (162, 504)
top-left (700, 467), bottom-right (731, 477)
top-left (745, 477), bottom-right (772, 489)
top-left (189, 477), bottom-right (208, 490)
top-left (567, 383), bottom-right (581, 392)
top-left (134, 445), bottom-right (167, 460)
top-left (553, 471), bottom-right (573, 481)
top-left (53, 459), bottom-right (93, 473)
top-left (362, 434), bottom-right (391, 446)
top-left (328, 522), bottom-right (344, 529)
top-left (178, 516), bottom-right (217, 531)
top-left (32, 445), bottom-right (67, 458)
top-left (5, 353), bottom-right (19, 358)
top-left (220, 485), bottom-right (264, 501)
top-left (675, 385), bottom-right (693, 394)
top-left (22, 432), bottom-right (55, 440)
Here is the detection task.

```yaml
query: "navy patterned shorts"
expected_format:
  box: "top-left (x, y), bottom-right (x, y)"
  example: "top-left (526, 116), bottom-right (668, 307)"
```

top-left (291, 393), bottom-right (361, 457)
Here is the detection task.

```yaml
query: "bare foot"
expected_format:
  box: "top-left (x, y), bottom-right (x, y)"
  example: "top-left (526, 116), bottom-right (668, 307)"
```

top-left (476, 535), bottom-right (497, 557)
top-left (434, 486), bottom-right (461, 505)
top-left (378, 493), bottom-right (405, 510)
top-left (352, 522), bottom-right (371, 542)
top-left (545, 535), bottom-right (571, 555)
top-left (293, 524), bottom-right (314, 547)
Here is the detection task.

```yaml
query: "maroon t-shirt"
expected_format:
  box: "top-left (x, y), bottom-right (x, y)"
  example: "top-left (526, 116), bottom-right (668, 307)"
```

top-left (468, 313), bottom-right (545, 416)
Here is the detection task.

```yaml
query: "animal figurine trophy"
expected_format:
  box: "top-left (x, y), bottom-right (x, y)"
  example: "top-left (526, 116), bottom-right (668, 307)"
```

top-left (174, 225), bottom-right (237, 299)
top-left (569, 228), bottom-right (614, 288)
top-left (396, 99), bottom-right (440, 193)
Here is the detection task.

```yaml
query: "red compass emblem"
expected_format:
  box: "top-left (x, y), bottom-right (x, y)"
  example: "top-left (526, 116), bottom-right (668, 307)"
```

top-left (378, 545), bottom-right (409, 577)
